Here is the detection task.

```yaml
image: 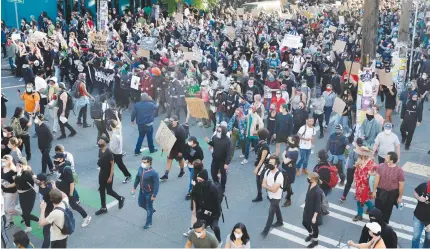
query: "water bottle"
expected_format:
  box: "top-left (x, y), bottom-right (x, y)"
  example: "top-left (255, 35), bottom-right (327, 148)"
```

top-left (131, 191), bottom-right (136, 202)
top-left (398, 202), bottom-right (404, 210)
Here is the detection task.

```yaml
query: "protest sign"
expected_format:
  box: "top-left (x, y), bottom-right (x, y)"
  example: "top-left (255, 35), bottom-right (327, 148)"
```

top-left (333, 97), bottom-right (346, 115)
top-left (339, 16), bottom-right (345, 25)
top-left (237, 8), bottom-right (244, 15)
top-left (29, 31), bottom-right (47, 43)
top-left (185, 98), bottom-right (209, 119)
top-left (139, 37), bottom-right (158, 51)
top-left (426, 12), bottom-right (430, 18)
top-left (333, 40), bottom-right (346, 53)
top-left (130, 75), bottom-right (140, 90)
top-left (280, 13), bottom-right (293, 20)
top-left (329, 26), bottom-right (337, 33)
top-left (183, 52), bottom-right (195, 61)
top-left (92, 32), bottom-right (108, 51)
top-left (336, 1), bottom-right (341, 6)
top-left (88, 65), bottom-right (115, 87)
top-left (379, 71), bottom-right (393, 88)
top-left (155, 121), bottom-right (177, 153)
top-left (344, 61), bottom-right (360, 75)
top-left (282, 34), bottom-right (302, 48)
top-left (137, 48), bottom-right (150, 58)
top-left (175, 13), bottom-right (183, 22)
top-left (226, 26), bottom-right (235, 38)
top-left (251, 9), bottom-right (259, 17)
top-left (11, 33), bottom-right (20, 41)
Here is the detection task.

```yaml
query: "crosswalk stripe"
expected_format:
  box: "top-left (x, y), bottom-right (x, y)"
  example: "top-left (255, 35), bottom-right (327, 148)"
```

top-left (299, 204), bottom-right (415, 241)
top-left (270, 229), bottom-right (329, 248)
top-left (334, 185), bottom-right (418, 204)
top-left (281, 222), bottom-right (347, 248)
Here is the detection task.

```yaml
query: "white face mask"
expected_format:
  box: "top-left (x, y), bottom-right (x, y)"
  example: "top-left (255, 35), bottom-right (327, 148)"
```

top-left (216, 132), bottom-right (222, 139)
top-left (234, 232), bottom-right (243, 239)
top-left (195, 231), bottom-right (203, 238)
top-left (141, 163), bottom-right (146, 169)
top-left (3, 132), bottom-right (8, 137)
top-left (384, 129), bottom-right (392, 135)
top-left (188, 142), bottom-right (193, 146)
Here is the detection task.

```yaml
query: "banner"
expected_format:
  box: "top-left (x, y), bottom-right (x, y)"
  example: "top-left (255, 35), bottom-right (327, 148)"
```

top-left (88, 66), bottom-right (115, 87)
top-left (333, 97), bottom-right (346, 115)
top-left (237, 8), bottom-right (244, 16)
top-left (185, 98), bottom-right (209, 119)
top-left (92, 32), bottom-right (108, 51)
top-left (281, 34), bottom-right (302, 48)
top-left (139, 37), bottom-right (158, 51)
top-left (155, 121), bottom-right (177, 153)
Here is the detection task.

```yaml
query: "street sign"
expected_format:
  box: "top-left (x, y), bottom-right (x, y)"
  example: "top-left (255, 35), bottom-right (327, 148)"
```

top-left (7, 0), bottom-right (23, 3)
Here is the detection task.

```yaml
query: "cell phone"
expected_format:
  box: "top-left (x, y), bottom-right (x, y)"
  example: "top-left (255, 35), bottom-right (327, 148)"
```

top-left (17, 89), bottom-right (21, 93)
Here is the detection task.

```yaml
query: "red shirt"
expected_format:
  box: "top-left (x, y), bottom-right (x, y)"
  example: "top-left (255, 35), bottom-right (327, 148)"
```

top-left (270, 97), bottom-right (286, 112)
top-left (265, 80), bottom-right (280, 98)
top-left (375, 163), bottom-right (405, 191)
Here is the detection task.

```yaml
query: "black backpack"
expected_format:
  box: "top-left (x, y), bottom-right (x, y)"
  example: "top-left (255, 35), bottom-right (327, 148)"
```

top-left (90, 101), bottom-right (104, 120)
top-left (266, 170), bottom-right (289, 192)
top-left (61, 91), bottom-right (74, 111)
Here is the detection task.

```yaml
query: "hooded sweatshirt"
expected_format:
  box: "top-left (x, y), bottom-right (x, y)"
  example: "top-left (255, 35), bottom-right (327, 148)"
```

top-left (359, 208), bottom-right (398, 248)
top-left (207, 126), bottom-right (232, 164)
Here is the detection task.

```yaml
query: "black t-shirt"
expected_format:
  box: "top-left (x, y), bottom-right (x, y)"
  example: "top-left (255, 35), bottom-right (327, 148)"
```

top-left (39, 185), bottom-right (54, 217)
top-left (58, 162), bottom-right (74, 196)
top-left (19, 117), bottom-right (29, 134)
top-left (255, 142), bottom-right (270, 166)
top-left (1, 168), bottom-right (17, 193)
top-left (98, 148), bottom-right (114, 178)
top-left (414, 182), bottom-right (430, 223)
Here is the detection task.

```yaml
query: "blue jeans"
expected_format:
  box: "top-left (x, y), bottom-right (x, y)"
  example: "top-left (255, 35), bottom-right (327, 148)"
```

top-left (8, 57), bottom-right (15, 70)
top-left (412, 216), bottom-right (430, 248)
top-left (135, 125), bottom-right (155, 154)
top-left (337, 115), bottom-right (350, 131)
top-left (188, 167), bottom-right (194, 193)
top-left (54, 66), bottom-right (60, 82)
top-left (245, 138), bottom-right (257, 159)
top-left (323, 106), bottom-right (333, 126)
top-left (357, 201), bottom-right (373, 216)
top-left (138, 191), bottom-right (154, 225)
top-left (297, 148), bottom-right (311, 169)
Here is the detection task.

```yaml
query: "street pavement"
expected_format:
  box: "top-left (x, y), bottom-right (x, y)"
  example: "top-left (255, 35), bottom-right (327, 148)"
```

top-left (1, 59), bottom-right (429, 248)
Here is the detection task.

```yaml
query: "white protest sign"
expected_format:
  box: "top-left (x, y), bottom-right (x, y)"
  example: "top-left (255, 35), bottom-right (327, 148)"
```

top-left (282, 34), bottom-right (302, 48)
top-left (155, 121), bottom-right (177, 153)
top-left (339, 16), bottom-right (345, 25)
top-left (336, 1), bottom-right (341, 6)
top-left (130, 75), bottom-right (140, 90)
top-left (175, 13), bottom-right (183, 22)
top-left (11, 33), bottom-right (20, 41)
top-left (226, 26), bottom-right (235, 38)
top-left (237, 8), bottom-right (244, 16)
top-left (92, 32), bottom-right (108, 51)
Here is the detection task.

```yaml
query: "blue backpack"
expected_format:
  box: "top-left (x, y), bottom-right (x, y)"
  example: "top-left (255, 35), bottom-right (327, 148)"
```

top-left (54, 201), bottom-right (75, 235)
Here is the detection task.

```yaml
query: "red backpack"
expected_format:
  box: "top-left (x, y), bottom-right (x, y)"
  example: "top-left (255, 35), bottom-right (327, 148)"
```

top-left (317, 164), bottom-right (339, 188)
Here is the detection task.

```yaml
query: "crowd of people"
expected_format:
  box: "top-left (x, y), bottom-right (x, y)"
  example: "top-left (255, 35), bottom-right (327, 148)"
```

top-left (1, 0), bottom-right (430, 248)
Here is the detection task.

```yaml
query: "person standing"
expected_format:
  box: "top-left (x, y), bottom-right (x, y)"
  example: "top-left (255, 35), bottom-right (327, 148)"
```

top-left (340, 138), bottom-right (363, 202)
top-left (109, 112), bottom-right (132, 184)
top-left (326, 124), bottom-right (349, 186)
top-left (19, 83), bottom-right (40, 117)
top-left (1, 155), bottom-right (17, 229)
top-left (184, 136), bottom-right (204, 200)
top-left (281, 136), bottom-right (300, 207)
top-left (204, 125), bottom-right (233, 193)
top-left (373, 123), bottom-right (401, 164)
top-left (322, 84), bottom-right (336, 130)
top-left (372, 152), bottom-right (405, 224)
top-left (131, 93), bottom-right (158, 156)
top-left (411, 178), bottom-right (430, 248)
top-left (261, 155), bottom-right (284, 238)
top-left (225, 223), bottom-right (251, 248)
top-left (296, 117), bottom-right (316, 176)
top-left (160, 116), bottom-right (187, 180)
top-left (10, 107), bottom-right (32, 160)
top-left (311, 93), bottom-right (325, 138)
top-left (274, 104), bottom-right (293, 155)
top-left (302, 172), bottom-right (323, 248)
top-left (184, 220), bottom-right (219, 249)
top-left (241, 106), bottom-right (264, 165)
top-left (1, 190), bottom-right (9, 248)
top-left (12, 230), bottom-right (34, 248)
top-left (400, 92), bottom-right (423, 150)
top-left (56, 83), bottom-right (77, 140)
top-left (95, 135), bottom-right (125, 215)
top-left (75, 75), bottom-right (94, 128)
top-left (132, 156), bottom-right (160, 230)
top-left (34, 114), bottom-right (54, 174)
top-left (35, 173), bottom-right (54, 248)
top-left (34, 71), bottom-right (48, 115)
top-left (359, 109), bottom-right (382, 148)
top-left (252, 129), bottom-right (270, 202)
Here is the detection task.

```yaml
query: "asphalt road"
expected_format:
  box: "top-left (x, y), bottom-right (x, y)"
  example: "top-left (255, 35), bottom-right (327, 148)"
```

top-left (1, 59), bottom-right (429, 248)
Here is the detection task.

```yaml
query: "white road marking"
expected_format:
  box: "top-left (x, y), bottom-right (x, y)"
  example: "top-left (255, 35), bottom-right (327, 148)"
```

top-left (1, 76), bottom-right (15, 79)
top-left (402, 162), bottom-right (430, 177)
top-left (334, 185), bottom-right (418, 204)
top-left (106, 200), bottom-right (119, 209)
top-left (270, 229), bottom-right (328, 248)
top-left (1, 85), bottom-right (24, 90)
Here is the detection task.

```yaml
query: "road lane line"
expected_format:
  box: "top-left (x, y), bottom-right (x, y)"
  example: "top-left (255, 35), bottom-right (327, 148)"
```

top-left (1, 84), bottom-right (25, 90)
top-left (270, 229), bottom-right (328, 248)
top-left (1, 76), bottom-right (15, 78)
top-left (334, 185), bottom-right (418, 204)
top-left (106, 200), bottom-right (119, 209)
top-left (282, 222), bottom-right (347, 247)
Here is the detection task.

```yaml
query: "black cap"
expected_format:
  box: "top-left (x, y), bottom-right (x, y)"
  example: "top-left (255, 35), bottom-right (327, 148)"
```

top-left (100, 134), bottom-right (110, 144)
top-left (188, 136), bottom-right (198, 144)
top-left (53, 152), bottom-right (66, 160)
top-left (36, 173), bottom-right (47, 182)
top-left (170, 115), bottom-right (179, 122)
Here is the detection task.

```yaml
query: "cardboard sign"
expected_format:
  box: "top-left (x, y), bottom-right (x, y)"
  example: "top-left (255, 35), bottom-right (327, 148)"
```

top-left (179, 45), bottom-right (188, 52)
top-left (333, 97), bottom-right (346, 115)
top-left (139, 37), bottom-right (158, 51)
top-left (29, 31), bottom-right (47, 43)
top-left (237, 8), bottom-right (244, 15)
top-left (333, 40), bottom-right (346, 52)
top-left (137, 48), bottom-right (150, 58)
top-left (280, 13), bottom-right (293, 20)
top-left (344, 61), bottom-right (360, 75)
top-left (251, 9), bottom-right (259, 17)
top-left (130, 75), bottom-right (140, 90)
top-left (282, 34), bottom-right (302, 48)
top-left (183, 52), bottom-right (195, 61)
top-left (185, 98), bottom-right (209, 119)
top-left (357, 27), bottom-right (362, 34)
top-left (175, 13), bottom-right (183, 22)
top-left (92, 32), bottom-right (108, 51)
top-left (329, 25), bottom-right (337, 33)
top-left (155, 121), bottom-right (177, 154)
top-left (426, 12), bottom-right (430, 18)
top-left (339, 16), bottom-right (345, 25)
top-left (226, 26), bottom-right (235, 38)
top-left (379, 71), bottom-right (393, 88)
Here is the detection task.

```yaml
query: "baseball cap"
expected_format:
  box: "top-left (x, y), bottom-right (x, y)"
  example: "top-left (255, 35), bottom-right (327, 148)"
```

top-left (366, 222), bottom-right (381, 234)
top-left (383, 122), bottom-right (392, 130)
top-left (53, 153), bottom-right (66, 160)
top-left (335, 124), bottom-right (343, 131)
top-left (49, 77), bottom-right (57, 83)
top-left (36, 173), bottom-right (47, 182)
top-left (170, 115), bottom-right (179, 122)
top-left (188, 136), bottom-right (198, 144)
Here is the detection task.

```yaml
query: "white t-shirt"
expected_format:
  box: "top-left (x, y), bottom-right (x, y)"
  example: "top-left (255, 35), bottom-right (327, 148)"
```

top-left (298, 125), bottom-right (316, 149)
top-left (374, 132), bottom-right (400, 157)
top-left (64, 151), bottom-right (75, 171)
top-left (292, 56), bottom-right (305, 73)
top-left (46, 201), bottom-right (69, 241)
top-left (35, 76), bottom-right (48, 98)
top-left (265, 169), bottom-right (283, 200)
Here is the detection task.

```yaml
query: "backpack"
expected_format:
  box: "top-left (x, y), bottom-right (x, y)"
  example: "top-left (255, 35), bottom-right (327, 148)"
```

top-left (317, 164), bottom-right (339, 188)
top-left (70, 81), bottom-right (82, 98)
top-left (10, 117), bottom-right (27, 136)
top-left (90, 101), bottom-right (104, 120)
top-left (54, 201), bottom-right (75, 235)
top-left (61, 91), bottom-right (74, 111)
top-left (266, 170), bottom-right (289, 192)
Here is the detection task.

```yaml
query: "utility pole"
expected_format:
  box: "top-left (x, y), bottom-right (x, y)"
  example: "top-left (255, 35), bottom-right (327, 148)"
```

top-left (360, 0), bottom-right (380, 68)
top-left (398, 0), bottom-right (413, 45)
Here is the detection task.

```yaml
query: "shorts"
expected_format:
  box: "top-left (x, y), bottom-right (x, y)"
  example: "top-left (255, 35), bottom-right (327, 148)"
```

top-left (168, 149), bottom-right (183, 161)
top-left (276, 134), bottom-right (289, 144)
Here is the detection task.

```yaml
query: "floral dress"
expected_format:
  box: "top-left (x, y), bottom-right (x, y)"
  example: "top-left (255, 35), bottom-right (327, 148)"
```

top-left (354, 159), bottom-right (376, 204)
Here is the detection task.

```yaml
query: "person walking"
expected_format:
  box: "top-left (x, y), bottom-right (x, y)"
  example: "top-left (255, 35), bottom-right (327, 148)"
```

top-left (322, 84), bottom-right (336, 130)
top-left (109, 112), bottom-right (132, 183)
top-left (373, 123), bottom-right (401, 164)
top-left (132, 156), bottom-right (160, 230)
top-left (348, 222), bottom-right (387, 248)
top-left (340, 138), bottom-right (363, 202)
top-left (74, 75), bottom-right (94, 128)
top-left (1, 155), bottom-right (17, 229)
top-left (311, 93), bottom-right (325, 138)
top-left (252, 129), bottom-right (270, 202)
top-left (184, 136), bottom-right (204, 200)
top-left (261, 155), bottom-right (284, 238)
top-left (326, 124), bottom-right (349, 186)
top-left (359, 109), bottom-right (381, 148)
top-left (411, 177), bottom-right (430, 248)
top-left (185, 220), bottom-right (219, 249)
top-left (56, 83), bottom-right (77, 140)
top-left (34, 114), bottom-right (54, 174)
top-left (95, 135), bottom-right (125, 216)
top-left (274, 104), bottom-right (294, 155)
top-left (281, 135), bottom-right (299, 207)
top-left (10, 107), bottom-right (32, 160)
top-left (302, 172), bottom-right (323, 248)
top-left (131, 93), bottom-right (158, 156)
top-left (225, 223), bottom-right (251, 248)
top-left (400, 92), bottom-right (423, 150)
top-left (296, 117), bottom-right (316, 176)
top-left (241, 106), bottom-right (264, 165)
top-left (372, 152), bottom-right (405, 224)
top-left (35, 173), bottom-right (54, 248)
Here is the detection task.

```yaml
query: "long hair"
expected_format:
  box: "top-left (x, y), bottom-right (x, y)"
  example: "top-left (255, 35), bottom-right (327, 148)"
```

top-left (13, 107), bottom-right (23, 119)
top-left (229, 222), bottom-right (250, 245)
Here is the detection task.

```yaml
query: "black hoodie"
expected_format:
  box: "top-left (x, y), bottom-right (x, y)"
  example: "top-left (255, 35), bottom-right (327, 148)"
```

top-left (207, 126), bottom-right (232, 164)
top-left (359, 208), bottom-right (398, 248)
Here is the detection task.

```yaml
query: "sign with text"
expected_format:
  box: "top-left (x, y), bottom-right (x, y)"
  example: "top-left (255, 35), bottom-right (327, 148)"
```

top-left (185, 98), bottom-right (209, 119)
top-left (237, 8), bottom-right (244, 16)
top-left (333, 40), bottom-right (346, 53)
top-left (137, 48), bottom-right (150, 58)
top-left (281, 34), bottom-right (302, 48)
top-left (333, 97), bottom-right (346, 115)
top-left (130, 75), bottom-right (140, 90)
top-left (92, 32), bottom-right (108, 51)
top-left (155, 121), bottom-right (177, 153)
top-left (344, 61), bottom-right (360, 75)
top-left (139, 37), bottom-right (158, 51)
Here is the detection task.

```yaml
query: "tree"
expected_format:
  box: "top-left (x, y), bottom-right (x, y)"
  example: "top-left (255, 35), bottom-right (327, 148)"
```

top-left (360, 0), bottom-right (380, 68)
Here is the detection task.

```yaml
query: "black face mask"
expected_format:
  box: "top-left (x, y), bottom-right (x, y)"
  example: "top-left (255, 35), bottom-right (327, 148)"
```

top-left (97, 143), bottom-right (105, 148)
top-left (266, 163), bottom-right (275, 170)
top-left (54, 160), bottom-right (63, 165)
top-left (366, 114), bottom-right (374, 121)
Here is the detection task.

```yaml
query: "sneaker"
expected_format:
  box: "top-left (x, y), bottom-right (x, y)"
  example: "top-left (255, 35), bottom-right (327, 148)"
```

top-left (218, 241), bottom-right (223, 248)
top-left (340, 196), bottom-right (346, 203)
top-left (240, 159), bottom-right (248, 165)
top-left (160, 174), bottom-right (168, 180)
top-left (69, 132), bottom-right (77, 137)
top-left (302, 168), bottom-right (308, 175)
top-left (76, 121), bottom-right (82, 125)
top-left (123, 176), bottom-right (132, 184)
top-left (185, 193), bottom-right (191, 200)
top-left (134, 152), bottom-right (142, 156)
top-left (305, 235), bottom-right (313, 242)
top-left (57, 135), bottom-right (67, 140)
top-left (143, 224), bottom-right (152, 230)
top-left (338, 181), bottom-right (345, 187)
top-left (46, 171), bottom-right (54, 176)
top-left (405, 145), bottom-right (410, 150)
top-left (150, 149), bottom-right (158, 154)
top-left (76, 200), bottom-right (81, 205)
top-left (307, 240), bottom-right (318, 248)
top-left (239, 155), bottom-right (245, 158)
top-left (178, 171), bottom-right (186, 178)
top-left (271, 222), bottom-right (283, 228)
top-left (319, 134), bottom-right (324, 139)
top-left (24, 227), bottom-right (32, 233)
top-left (260, 231), bottom-right (268, 238)
top-left (352, 215), bottom-right (363, 222)
top-left (5, 222), bottom-right (14, 229)
top-left (183, 228), bottom-right (193, 237)
top-left (81, 216), bottom-right (92, 227)
top-left (82, 124), bottom-right (91, 128)
top-left (95, 208), bottom-right (108, 215)
top-left (118, 197), bottom-right (125, 209)
top-left (401, 137), bottom-right (406, 144)
top-left (282, 199), bottom-right (292, 207)
top-left (296, 168), bottom-right (300, 176)
top-left (19, 78), bottom-right (23, 82)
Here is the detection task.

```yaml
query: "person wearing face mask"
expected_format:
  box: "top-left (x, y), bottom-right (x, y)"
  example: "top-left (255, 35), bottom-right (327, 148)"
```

top-left (244, 78), bottom-right (261, 104)
top-left (322, 83), bottom-right (336, 129)
top-left (95, 135), bottom-right (125, 216)
top-left (1, 155), bottom-right (18, 230)
top-left (241, 106), bottom-right (264, 165)
top-left (12, 230), bottom-right (34, 249)
top-left (19, 83), bottom-right (40, 123)
top-left (10, 107), bottom-right (32, 161)
top-left (274, 103), bottom-right (294, 155)
top-left (251, 129), bottom-right (271, 203)
top-left (264, 72), bottom-right (280, 110)
top-left (1, 126), bottom-right (14, 155)
top-left (302, 172), bottom-right (323, 248)
top-left (56, 82), bottom-right (77, 140)
top-left (400, 92), bottom-right (423, 150)
top-left (185, 220), bottom-right (219, 249)
top-left (411, 177), bottom-right (430, 248)
top-left (204, 125), bottom-right (232, 192)
top-left (358, 208), bottom-right (398, 248)
top-left (359, 109), bottom-right (381, 148)
top-left (131, 156), bottom-right (159, 230)
top-left (34, 114), bottom-right (54, 174)
top-left (271, 90), bottom-right (286, 112)
top-left (109, 113), bottom-right (132, 184)
top-left (373, 123), bottom-right (401, 164)
top-left (326, 125), bottom-right (349, 187)
top-left (35, 173), bottom-right (54, 248)
top-left (348, 222), bottom-right (386, 248)
top-left (184, 136), bottom-right (204, 200)
top-left (225, 222), bottom-right (251, 248)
